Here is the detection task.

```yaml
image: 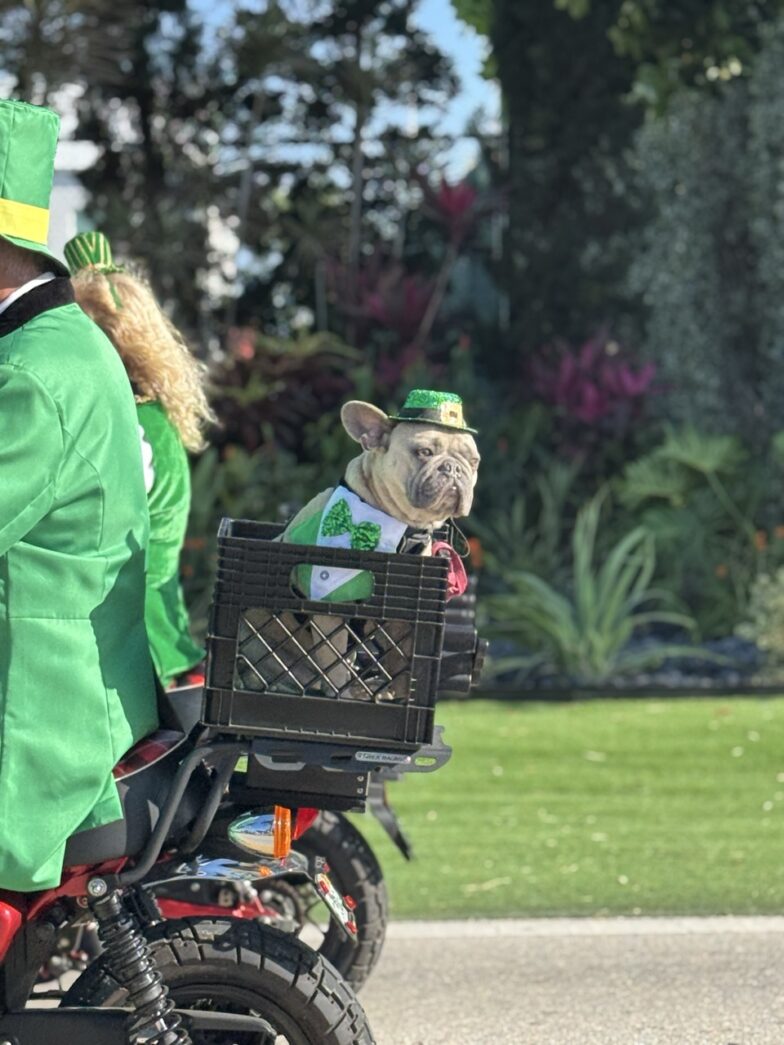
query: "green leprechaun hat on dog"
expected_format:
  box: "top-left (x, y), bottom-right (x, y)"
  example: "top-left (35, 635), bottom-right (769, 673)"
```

top-left (0, 100), bottom-right (68, 275)
top-left (389, 389), bottom-right (477, 434)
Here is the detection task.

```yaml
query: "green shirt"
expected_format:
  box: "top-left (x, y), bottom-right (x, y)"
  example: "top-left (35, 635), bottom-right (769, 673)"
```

top-left (137, 401), bottom-right (203, 685)
top-left (0, 282), bottom-right (158, 891)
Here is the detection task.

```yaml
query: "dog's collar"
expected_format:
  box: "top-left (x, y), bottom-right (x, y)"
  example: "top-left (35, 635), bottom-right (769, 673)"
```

top-left (339, 477), bottom-right (433, 555)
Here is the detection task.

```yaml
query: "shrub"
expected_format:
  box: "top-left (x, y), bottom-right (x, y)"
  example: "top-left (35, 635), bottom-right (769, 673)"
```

top-left (629, 21), bottom-right (784, 453)
top-left (617, 427), bottom-right (763, 635)
top-left (737, 568), bottom-right (784, 667)
top-left (210, 330), bottom-right (364, 455)
top-left (484, 493), bottom-right (695, 685)
top-left (530, 331), bottom-right (656, 431)
top-left (469, 458), bottom-right (579, 591)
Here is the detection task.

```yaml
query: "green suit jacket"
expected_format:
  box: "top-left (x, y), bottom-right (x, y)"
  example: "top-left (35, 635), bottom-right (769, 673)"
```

top-left (0, 279), bottom-right (158, 891)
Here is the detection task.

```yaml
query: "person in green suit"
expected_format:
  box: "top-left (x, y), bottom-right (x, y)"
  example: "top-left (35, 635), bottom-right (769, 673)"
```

top-left (65, 231), bottom-right (215, 687)
top-left (0, 101), bottom-right (159, 891)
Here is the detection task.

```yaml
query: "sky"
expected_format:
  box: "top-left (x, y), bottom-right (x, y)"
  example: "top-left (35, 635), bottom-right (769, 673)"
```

top-left (196, 0), bottom-right (500, 176)
top-left (414, 0), bottom-right (500, 139)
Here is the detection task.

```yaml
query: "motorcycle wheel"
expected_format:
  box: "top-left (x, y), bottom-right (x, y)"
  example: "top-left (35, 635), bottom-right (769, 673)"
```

top-left (61, 917), bottom-right (375, 1045)
top-left (289, 811), bottom-right (388, 991)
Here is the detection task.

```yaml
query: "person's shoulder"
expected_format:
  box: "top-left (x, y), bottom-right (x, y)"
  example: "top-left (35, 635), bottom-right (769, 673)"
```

top-left (137, 400), bottom-right (181, 447)
top-left (0, 301), bottom-right (104, 354)
top-left (35, 301), bottom-right (107, 340)
top-left (0, 304), bottom-right (135, 421)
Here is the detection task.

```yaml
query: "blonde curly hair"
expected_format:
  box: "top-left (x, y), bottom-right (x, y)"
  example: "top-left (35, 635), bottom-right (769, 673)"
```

top-left (72, 267), bottom-right (215, 452)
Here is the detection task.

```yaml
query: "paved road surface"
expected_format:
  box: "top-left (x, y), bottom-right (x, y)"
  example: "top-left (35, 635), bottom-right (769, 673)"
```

top-left (360, 917), bottom-right (784, 1045)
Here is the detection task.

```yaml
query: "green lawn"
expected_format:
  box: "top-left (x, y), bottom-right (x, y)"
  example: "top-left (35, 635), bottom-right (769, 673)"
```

top-left (352, 698), bottom-right (784, 919)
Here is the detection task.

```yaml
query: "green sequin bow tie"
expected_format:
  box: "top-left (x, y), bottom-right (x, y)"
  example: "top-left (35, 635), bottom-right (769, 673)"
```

top-left (321, 498), bottom-right (382, 550)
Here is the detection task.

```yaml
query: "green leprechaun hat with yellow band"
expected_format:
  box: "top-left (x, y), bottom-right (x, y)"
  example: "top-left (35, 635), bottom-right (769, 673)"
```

top-left (0, 99), bottom-right (68, 276)
top-left (389, 389), bottom-right (477, 434)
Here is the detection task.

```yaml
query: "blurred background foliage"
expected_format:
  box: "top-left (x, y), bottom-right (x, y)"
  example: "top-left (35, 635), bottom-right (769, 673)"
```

top-left (6, 0), bottom-right (784, 682)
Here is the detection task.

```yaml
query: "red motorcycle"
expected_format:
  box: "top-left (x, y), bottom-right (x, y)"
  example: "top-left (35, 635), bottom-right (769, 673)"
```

top-left (0, 726), bottom-right (374, 1044)
top-left (144, 569), bottom-right (485, 993)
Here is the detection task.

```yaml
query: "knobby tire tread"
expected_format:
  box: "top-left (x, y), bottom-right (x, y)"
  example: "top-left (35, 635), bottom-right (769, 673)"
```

top-left (61, 916), bottom-right (375, 1044)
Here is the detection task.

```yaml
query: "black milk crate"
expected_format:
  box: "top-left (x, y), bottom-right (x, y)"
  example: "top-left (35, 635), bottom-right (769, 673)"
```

top-left (202, 518), bottom-right (449, 756)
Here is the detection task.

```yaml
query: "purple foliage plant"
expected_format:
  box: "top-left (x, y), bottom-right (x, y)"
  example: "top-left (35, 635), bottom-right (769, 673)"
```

top-left (530, 331), bottom-right (657, 462)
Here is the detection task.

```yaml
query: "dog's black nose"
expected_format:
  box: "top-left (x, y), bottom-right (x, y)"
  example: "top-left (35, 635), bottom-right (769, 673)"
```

top-left (438, 460), bottom-right (461, 478)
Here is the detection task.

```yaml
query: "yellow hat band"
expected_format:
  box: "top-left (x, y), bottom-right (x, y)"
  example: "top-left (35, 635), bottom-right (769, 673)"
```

top-left (0, 197), bottom-right (50, 246)
top-left (438, 402), bottom-right (465, 427)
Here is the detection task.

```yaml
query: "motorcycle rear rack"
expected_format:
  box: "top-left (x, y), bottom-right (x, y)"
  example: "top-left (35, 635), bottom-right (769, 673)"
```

top-left (247, 723), bottom-right (452, 776)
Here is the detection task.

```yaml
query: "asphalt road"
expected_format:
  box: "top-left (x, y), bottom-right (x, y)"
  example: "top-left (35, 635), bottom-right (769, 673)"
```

top-left (360, 917), bottom-right (784, 1045)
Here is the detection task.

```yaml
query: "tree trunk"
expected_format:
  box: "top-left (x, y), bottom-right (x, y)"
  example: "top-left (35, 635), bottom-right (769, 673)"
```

top-left (346, 25), bottom-right (366, 347)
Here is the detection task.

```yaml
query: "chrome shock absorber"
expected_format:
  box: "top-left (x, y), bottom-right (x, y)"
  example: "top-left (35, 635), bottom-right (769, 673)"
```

top-left (88, 880), bottom-right (191, 1045)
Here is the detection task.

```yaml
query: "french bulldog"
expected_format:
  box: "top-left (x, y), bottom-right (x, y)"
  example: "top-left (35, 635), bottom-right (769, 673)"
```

top-left (238, 396), bottom-right (479, 702)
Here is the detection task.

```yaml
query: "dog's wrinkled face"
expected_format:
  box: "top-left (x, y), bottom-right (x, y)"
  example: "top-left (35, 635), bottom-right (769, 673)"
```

top-left (341, 401), bottom-right (480, 525)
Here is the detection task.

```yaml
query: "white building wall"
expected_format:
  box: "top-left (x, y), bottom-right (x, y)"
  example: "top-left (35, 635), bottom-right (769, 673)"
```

top-left (48, 138), bottom-right (100, 265)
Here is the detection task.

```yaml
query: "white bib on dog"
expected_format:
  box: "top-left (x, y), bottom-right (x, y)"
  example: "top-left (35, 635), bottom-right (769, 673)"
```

top-left (288, 485), bottom-right (407, 602)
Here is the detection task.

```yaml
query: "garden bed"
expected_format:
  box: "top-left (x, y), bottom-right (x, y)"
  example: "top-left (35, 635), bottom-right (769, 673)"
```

top-left (475, 632), bottom-right (784, 700)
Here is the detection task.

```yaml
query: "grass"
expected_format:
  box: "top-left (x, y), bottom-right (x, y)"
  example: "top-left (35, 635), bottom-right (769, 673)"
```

top-left (351, 698), bottom-right (784, 919)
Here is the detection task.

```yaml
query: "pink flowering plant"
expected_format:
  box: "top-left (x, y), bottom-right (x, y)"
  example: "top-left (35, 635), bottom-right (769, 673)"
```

top-left (529, 331), bottom-right (657, 460)
top-left (418, 174), bottom-right (481, 247)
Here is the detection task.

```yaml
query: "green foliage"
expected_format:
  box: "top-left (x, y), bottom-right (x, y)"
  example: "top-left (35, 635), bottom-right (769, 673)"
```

top-left (452, 0), bottom-right (492, 34)
top-left (620, 429), bottom-right (749, 511)
top-left (210, 331), bottom-right (365, 454)
top-left (554, 0), bottom-right (590, 16)
top-left (630, 22), bottom-right (784, 450)
top-left (0, 0), bottom-right (143, 99)
top-left (738, 568), bottom-right (784, 666)
top-left (617, 428), bottom-right (766, 635)
top-left (629, 87), bottom-right (756, 442)
top-left (608, 0), bottom-right (784, 109)
top-left (545, 0), bottom-right (784, 108)
top-left (0, 1), bottom-right (229, 335)
top-left (469, 457), bottom-right (579, 586)
top-left (1, 1), bottom-right (460, 342)
top-left (491, 0), bottom-right (784, 355)
top-left (484, 493), bottom-right (695, 684)
top-left (230, 0), bottom-right (458, 338)
top-left (491, 0), bottom-right (643, 350)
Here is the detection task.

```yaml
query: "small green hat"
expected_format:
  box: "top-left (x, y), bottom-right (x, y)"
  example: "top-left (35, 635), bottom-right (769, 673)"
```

top-left (0, 100), bottom-right (68, 276)
top-left (389, 390), bottom-right (477, 434)
top-left (64, 230), bottom-right (123, 275)
top-left (64, 230), bottom-right (126, 308)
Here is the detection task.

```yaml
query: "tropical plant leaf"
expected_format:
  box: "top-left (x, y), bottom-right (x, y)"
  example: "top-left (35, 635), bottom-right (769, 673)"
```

top-left (658, 427), bottom-right (744, 477)
top-left (618, 453), bottom-right (691, 508)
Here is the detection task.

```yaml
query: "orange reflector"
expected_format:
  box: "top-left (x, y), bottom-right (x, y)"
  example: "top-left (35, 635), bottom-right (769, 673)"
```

top-left (273, 805), bottom-right (292, 858)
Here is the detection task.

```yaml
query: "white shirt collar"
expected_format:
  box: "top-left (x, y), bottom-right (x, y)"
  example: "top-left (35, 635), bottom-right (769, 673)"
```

top-left (0, 272), bottom-right (57, 317)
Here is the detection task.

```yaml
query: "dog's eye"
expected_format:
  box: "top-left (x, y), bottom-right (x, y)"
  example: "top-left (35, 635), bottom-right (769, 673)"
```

top-left (416, 447), bottom-right (433, 458)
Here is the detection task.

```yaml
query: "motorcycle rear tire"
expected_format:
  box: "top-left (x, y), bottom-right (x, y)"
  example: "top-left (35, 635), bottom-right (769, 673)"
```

top-left (61, 917), bottom-right (375, 1045)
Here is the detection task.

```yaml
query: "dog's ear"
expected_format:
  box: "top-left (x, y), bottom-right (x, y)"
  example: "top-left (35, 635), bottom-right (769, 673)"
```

top-left (341, 401), bottom-right (392, 450)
